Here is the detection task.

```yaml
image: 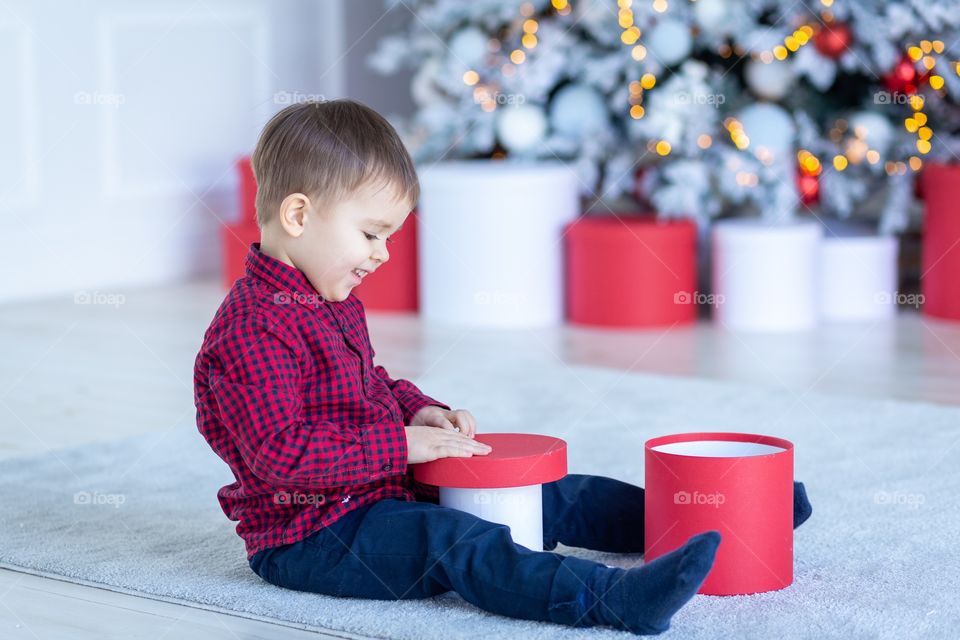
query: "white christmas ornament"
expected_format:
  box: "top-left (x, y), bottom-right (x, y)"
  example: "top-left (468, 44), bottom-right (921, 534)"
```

top-left (738, 103), bottom-right (796, 163)
top-left (549, 83), bottom-right (608, 138)
top-left (848, 111), bottom-right (894, 156)
top-left (744, 58), bottom-right (796, 100)
top-left (646, 19), bottom-right (693, 66)
top-left (449, 27), bottom-right (489, 67)
top-left (496, 103), bottom-right (548, 153)
top-left (694, 0), bottom-right (732, 36)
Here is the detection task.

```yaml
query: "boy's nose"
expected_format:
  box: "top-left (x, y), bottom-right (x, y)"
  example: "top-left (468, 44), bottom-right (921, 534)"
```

top-left (372, 245), bottom-right (389, 264)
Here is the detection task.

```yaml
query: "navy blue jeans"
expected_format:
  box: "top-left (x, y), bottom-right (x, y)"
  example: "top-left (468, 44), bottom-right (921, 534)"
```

top-left (249, 474), bottom-right (645, 628)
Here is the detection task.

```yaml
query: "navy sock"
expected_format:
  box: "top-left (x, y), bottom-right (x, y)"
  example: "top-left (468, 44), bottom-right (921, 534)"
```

top-left (794, 481), bottom-right (812, 529)
top-left (582, 531), bottom-right (721, 635)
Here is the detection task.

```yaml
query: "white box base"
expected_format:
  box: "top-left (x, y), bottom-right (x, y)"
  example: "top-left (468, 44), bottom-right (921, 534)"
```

top-left (439, 484), bottom-right (543, 551)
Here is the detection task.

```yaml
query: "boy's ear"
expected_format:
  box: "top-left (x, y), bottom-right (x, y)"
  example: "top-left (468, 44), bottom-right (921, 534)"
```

top-left (277, 193), bottom-right (311, 238)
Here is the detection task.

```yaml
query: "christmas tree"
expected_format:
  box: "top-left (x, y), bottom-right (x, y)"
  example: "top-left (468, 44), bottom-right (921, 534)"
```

top-left (370, 0), bottom-right (960, 231)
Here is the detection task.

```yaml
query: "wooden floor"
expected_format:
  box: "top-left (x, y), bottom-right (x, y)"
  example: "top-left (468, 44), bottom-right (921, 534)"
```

top-left (2, 277), bottom-right (959, 638)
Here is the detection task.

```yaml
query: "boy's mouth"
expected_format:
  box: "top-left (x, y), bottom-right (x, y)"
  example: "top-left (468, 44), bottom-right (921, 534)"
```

top-left (351, 268), bottom-right (369, 283)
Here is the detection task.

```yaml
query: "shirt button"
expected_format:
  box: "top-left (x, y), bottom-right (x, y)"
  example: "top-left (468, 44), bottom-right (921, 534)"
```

top-left (381, 463), bottom-right (393, 472)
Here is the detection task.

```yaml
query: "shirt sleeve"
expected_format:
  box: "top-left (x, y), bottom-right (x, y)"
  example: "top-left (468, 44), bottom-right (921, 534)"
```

top-left (353, 294), bottom-right (450, 423)
top-left (373, 364), bottom-right (450, 423)
top-left (207, 313), bottom-right (407, 489)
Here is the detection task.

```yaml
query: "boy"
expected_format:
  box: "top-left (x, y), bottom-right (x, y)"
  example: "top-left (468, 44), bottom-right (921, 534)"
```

top-left (194, 100), bottom-right (811, 635)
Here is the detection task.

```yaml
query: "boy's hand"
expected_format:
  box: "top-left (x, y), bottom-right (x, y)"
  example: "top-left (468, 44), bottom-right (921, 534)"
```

top-left (409, 406), bottom-right (478, 438)
top-left (404, 426), bottom-right (492, 464)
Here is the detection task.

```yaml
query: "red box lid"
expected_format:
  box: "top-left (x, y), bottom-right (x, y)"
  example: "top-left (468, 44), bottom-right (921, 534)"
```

top-left (412, 433), bottom-right (567, 489)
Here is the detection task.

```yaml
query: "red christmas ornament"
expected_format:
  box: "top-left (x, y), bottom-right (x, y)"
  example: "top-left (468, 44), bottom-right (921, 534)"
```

top-left (813, 22), bottom-right (852, 60)
top-left (884, 54), bottom-right (928, 95)
top-left (797, 172), bottom-right (820, 206)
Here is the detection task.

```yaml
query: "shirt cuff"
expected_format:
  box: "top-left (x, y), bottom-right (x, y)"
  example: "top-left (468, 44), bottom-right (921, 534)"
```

top-left (360, 418), bottom-right (409, 480)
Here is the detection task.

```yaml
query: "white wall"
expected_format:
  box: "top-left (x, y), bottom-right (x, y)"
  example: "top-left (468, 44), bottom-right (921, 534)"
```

top-left (0, 0), bottom-right (418, 303)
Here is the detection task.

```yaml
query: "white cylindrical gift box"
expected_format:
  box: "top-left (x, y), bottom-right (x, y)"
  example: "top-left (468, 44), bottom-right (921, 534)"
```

top-left (417, 161), bottom-right (580, 328)
top-left (820, 233), bottom-right (899, 322)
top-left (711, 219), bottom-right (822, 331)
top-left (440, 484), bottom-right (544, 551)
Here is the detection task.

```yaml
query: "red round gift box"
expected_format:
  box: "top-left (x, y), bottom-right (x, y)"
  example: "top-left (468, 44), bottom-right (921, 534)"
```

top-left (412, 433), bottom-right (567, 489)
top-left (237, 156), bottom-right (258, 228)
top-left (921, 163), bottom-right (960, 321)
top-left (564, 216), bottom-right (698, 327)
top-left (220, 224), bottom-right (260, 289)
top-left (644, 432), bottom-right (794, 596)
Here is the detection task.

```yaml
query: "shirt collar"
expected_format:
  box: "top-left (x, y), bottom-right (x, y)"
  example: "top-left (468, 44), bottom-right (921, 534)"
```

top-left (244, 242), bottom-right (327, 309)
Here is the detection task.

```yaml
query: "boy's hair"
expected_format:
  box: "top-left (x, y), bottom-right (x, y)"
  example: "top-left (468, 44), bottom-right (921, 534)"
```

top-left (250, 99), bottom-right (419, 227)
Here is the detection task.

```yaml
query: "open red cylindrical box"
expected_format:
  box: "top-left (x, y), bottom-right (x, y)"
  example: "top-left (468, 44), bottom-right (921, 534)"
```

top-left (644, 432), bottom-right (794, 596)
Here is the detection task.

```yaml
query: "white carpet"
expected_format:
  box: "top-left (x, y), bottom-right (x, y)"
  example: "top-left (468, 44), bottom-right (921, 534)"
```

top-left (1, 363), bottom-right (958, 639)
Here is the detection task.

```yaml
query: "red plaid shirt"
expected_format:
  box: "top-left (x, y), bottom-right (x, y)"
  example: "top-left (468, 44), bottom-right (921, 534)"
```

top-left (194, 243), bottom-right (449, 559)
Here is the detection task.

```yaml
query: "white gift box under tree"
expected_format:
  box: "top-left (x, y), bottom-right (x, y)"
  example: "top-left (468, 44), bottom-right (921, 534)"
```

top-left (417, 161), bottom-right (580, 328)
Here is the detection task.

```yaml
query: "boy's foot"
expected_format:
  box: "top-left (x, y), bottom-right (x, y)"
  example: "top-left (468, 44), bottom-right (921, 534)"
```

top-left (583, 531), bottom-right (721, 635)
top-left (794, 481), bottom-right (812, 529)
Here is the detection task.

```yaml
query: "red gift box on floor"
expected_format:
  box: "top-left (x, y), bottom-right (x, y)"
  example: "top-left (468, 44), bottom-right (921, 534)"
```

top-left (644, 432), bottom-right (794, 596)
top-left (921, 163), bottom-right (960, 321)
top-left (220, 155), bottom-right (260, 289)
top-left (564, 215), bottom-right (697, 327)
top-left (237, 156), bottom-right (257, 228)
top-left (220, 224), bottom-right (260, 289)
top-left (354, 211), bottom-right (420, 312)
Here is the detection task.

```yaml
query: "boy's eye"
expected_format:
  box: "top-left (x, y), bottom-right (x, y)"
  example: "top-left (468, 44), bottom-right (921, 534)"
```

top-left (364, 232), bottom-right (396, 244)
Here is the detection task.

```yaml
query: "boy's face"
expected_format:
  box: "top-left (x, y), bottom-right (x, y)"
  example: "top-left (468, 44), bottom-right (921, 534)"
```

top-left (290, 180), bottom-right (411, 303)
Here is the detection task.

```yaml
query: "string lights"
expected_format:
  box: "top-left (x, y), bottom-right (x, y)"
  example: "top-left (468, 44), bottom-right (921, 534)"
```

top-left (758, 25), bottom-right (814, 64)
top-left (461, 1), bottom-right (956, 176)
top-left (619, 0), bottom-right (658, 126)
